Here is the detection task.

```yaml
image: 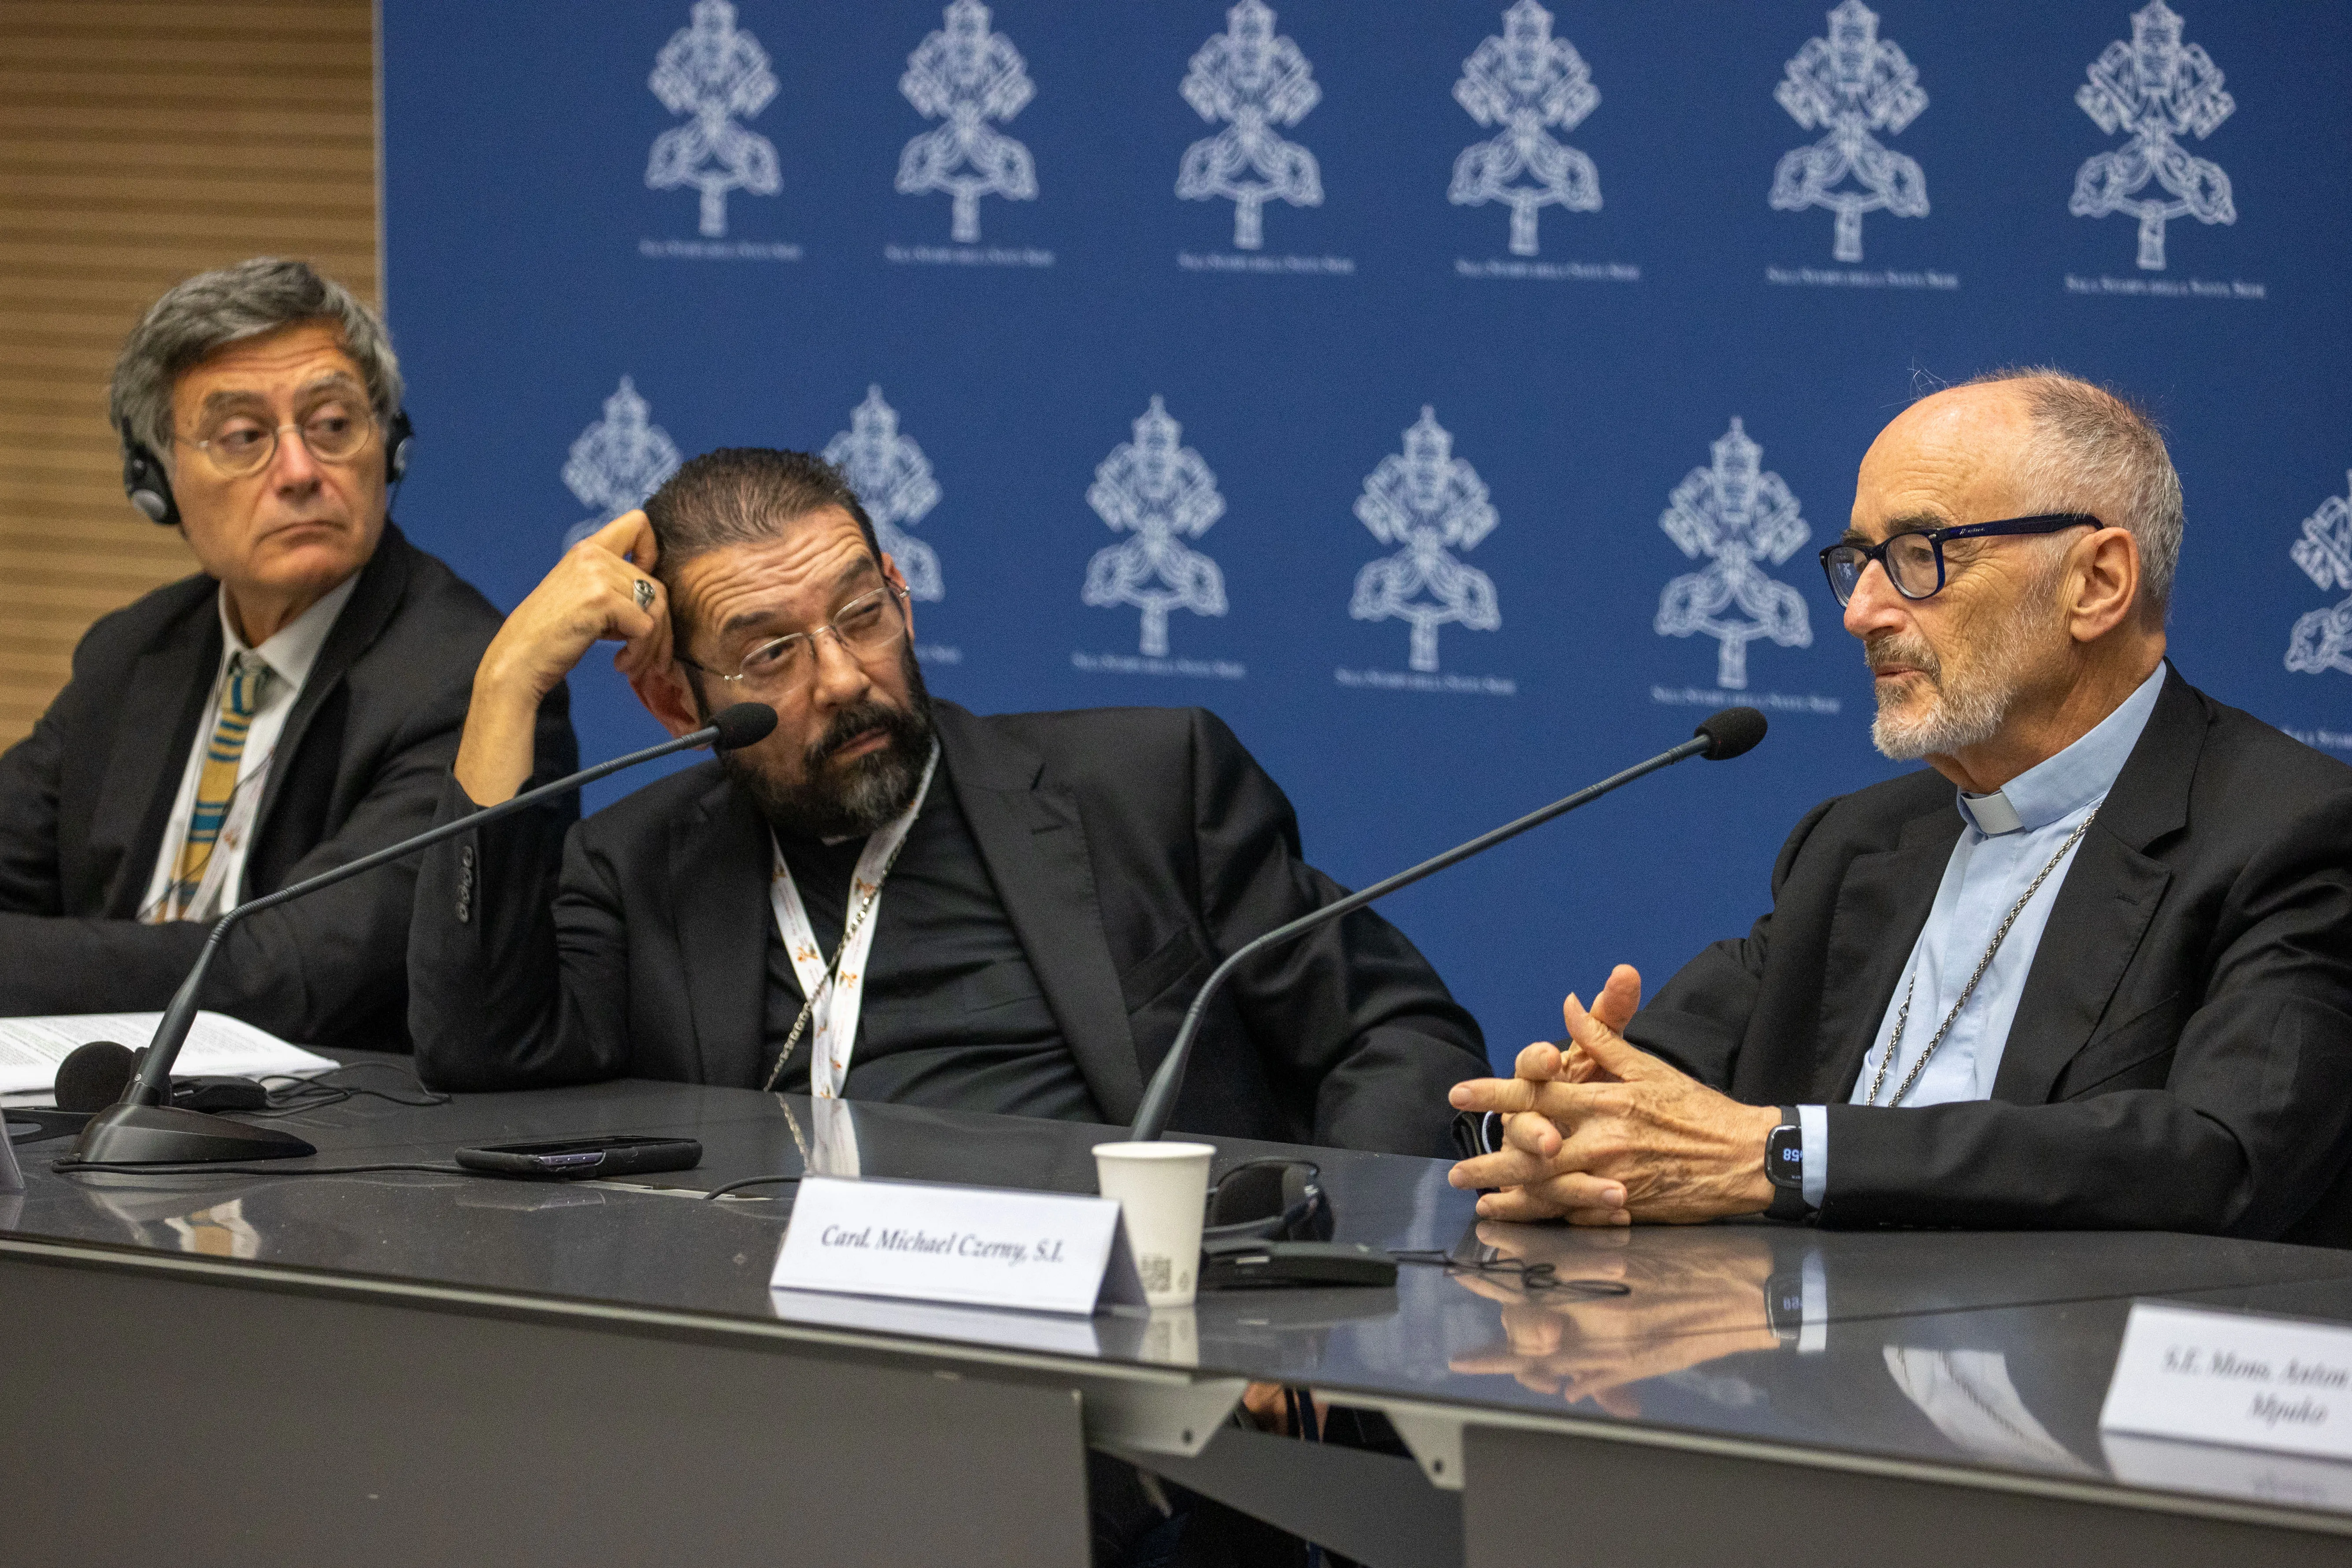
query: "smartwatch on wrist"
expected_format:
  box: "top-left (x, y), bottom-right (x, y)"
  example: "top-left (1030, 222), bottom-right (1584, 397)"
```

top-left (1764, 1107), bottom-right (1811, 1222)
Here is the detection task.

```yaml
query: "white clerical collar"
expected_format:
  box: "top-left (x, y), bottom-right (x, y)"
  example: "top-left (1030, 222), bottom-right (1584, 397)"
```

top-left (217, 573), bottom-right (359, 690)
top-left (1957, 789), bottom-right (2024, 835)
top-left (1954, 664), bottom-right (2168, 837)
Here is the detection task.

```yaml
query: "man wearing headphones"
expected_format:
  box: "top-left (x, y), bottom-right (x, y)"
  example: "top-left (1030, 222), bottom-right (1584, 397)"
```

top-left (0, 258), bottom-right (575, 1048)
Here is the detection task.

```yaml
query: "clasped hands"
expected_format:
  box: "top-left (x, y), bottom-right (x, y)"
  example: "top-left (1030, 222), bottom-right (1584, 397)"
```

top-left (1447, 964), bottom-right (1782, 1226)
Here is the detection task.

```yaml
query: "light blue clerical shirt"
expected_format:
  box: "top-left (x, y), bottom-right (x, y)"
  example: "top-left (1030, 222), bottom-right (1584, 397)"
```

top-left (1795, 664), bottom-right (2168, 1208)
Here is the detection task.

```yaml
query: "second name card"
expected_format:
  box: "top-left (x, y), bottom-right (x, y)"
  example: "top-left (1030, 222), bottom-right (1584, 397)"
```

top-left (2101, 1301), bottom-right (2352, 1461)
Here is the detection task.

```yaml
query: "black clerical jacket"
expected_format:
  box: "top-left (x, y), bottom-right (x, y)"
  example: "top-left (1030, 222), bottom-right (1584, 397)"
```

top-left (1625, 667), bottom-right (2352, 1242)
top-left (0, 524), bottom-right (578, 1049)
top-left (409, 701), bottom-right (1488, 1157)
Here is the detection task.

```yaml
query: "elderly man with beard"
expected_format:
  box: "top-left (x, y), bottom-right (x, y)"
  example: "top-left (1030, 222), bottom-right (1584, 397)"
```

top-left (1450, 370), bottom-right (2352, 1240)
top-left (409, 448), bottom-right (1485, 1156)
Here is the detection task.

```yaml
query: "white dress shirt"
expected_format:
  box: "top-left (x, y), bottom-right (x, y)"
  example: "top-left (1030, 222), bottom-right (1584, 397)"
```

top-left (138, 576), bottom-right (359, 923)
top-left (1796, 664), bottom-right (2169, 1208)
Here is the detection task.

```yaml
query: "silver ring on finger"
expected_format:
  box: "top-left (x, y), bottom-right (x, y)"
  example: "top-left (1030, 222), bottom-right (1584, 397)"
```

top-left (633, 578), bottom-right (656, 612)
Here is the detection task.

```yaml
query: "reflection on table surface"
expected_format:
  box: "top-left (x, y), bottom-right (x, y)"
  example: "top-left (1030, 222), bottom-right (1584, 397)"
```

top-left (1441, 1223), bottom-right (1783, 1416)
top-left (10, 1072), bottom-right (2352, 1519)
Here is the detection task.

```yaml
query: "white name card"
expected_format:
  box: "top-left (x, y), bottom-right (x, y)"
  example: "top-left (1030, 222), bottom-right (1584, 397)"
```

top-left (2100, 1301), bottom-right (2352, 1461)
top-left (770, 1175), bottom-right (1145, 1316)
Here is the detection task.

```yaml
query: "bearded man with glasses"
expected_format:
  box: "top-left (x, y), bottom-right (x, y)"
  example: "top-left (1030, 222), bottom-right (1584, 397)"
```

top-left (0, 259), bottom-right (575, 1047)
top-left (1451, 370), bottom-right (2352, 1242)
top-left (411, 447), bottom-right (1485, 1158)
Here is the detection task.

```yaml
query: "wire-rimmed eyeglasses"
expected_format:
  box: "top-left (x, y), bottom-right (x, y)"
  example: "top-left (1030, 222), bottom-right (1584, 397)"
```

top-left (676, 582), bottom-right (910, 700)
top-left (1819, 513), bottom-right (2101, 607)
top-left (177, 403), bottom-right (378, 478)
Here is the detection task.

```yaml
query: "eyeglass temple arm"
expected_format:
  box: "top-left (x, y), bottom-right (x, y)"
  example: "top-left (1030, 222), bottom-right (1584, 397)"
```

top-left (1934, 512), bottom-right (2102, 542)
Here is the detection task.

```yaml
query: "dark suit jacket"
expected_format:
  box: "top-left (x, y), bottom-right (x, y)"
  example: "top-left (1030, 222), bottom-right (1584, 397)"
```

top-left (410, 701), bottom-right (1488, 1156)
top-left (0, 523), bottom-right (578, 1049)
top-left (1624, 667), bottom-right (2352, 1242)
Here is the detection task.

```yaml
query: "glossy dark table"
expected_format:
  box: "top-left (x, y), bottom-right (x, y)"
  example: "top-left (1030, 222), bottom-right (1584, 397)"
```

top-left (7, 1072), bottom-right (2352, 1567)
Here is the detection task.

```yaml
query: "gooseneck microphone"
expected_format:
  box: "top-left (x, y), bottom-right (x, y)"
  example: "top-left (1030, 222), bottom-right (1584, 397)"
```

top-left (66, 702), bottom-right (779, 1168)
top-left (1128, 707), bottom-right (1769, 1143)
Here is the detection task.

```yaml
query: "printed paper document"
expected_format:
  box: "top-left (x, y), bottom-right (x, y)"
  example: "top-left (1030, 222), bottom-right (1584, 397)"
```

top-left (0, 1012), bottom-right (335, 1099)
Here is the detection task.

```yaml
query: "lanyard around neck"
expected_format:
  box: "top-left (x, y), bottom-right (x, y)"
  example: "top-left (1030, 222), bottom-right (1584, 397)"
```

top-left (761, 742), bottom-right (941, 1097)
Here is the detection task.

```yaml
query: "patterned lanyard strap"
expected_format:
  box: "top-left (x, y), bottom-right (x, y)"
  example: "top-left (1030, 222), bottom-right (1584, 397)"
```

top-left (760, 743), bottom-right (940, 1095)
top-left (1865, 807), bottom-right (2100, 1109)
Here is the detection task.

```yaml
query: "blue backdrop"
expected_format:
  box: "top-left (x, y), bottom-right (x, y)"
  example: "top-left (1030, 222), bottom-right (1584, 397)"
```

top-left (381, 0), bottom-right (2352, 1066)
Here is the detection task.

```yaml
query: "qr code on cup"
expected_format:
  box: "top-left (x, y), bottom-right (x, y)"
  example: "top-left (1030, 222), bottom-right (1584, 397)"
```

top-left (1140, 1255), bottom-right (1173, 1294)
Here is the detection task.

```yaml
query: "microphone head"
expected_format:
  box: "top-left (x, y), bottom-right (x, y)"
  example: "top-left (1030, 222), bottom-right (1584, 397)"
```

top-left (1695, 706), bottom-right (1768, 761)
top-left (54, 1040), bottom-right (137, 1113)
top-left (711, 702), bottom-right (778, 750)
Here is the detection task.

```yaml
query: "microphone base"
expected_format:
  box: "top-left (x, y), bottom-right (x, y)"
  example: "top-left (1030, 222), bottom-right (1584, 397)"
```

top-left (67, 1103), bottom-right (316, 1166)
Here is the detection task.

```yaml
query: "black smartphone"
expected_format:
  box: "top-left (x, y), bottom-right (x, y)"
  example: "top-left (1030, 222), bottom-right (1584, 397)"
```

top-left (454, 1133), bottom-right (703, 1180)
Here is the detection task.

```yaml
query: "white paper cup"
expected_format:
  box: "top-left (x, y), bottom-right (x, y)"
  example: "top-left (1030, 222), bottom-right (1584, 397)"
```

top-left (1093, 1140), bottom-right (1216, 1308)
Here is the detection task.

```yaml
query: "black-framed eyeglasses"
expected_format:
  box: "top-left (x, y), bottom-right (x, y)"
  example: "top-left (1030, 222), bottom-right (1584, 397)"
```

top-left (676, 581), bottom-right (909, 700)
top-left (1819, 513), bottom-right (2101, 606)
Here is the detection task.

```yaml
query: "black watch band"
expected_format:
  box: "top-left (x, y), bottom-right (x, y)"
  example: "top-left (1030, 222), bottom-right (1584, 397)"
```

top-left (1764, 1108), bottom-right (1811, 1222)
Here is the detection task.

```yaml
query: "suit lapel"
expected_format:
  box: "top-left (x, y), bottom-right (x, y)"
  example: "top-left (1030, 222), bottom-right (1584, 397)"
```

top-left (1991, 667), bottom-right (2198, 1102)
top-left (253, 524), bottom-right (414, 838)
top-left (92, 619), bottom-right (220, 916)
top-left (935, 703), bottom-right (1146, 1123)
top-left (1812, 806), bottom-right (1961, 1101)
top-left (673, 774), bottom-right (774, 1087)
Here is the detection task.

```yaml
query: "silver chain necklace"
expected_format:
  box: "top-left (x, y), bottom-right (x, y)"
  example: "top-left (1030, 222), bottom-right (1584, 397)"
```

top-left (1864, 808), bottom-right (2100, 1109)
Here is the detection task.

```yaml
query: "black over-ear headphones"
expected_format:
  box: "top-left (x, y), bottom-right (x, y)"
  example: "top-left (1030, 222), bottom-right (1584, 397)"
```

top-left (122, 407), bottom-right (414, 528)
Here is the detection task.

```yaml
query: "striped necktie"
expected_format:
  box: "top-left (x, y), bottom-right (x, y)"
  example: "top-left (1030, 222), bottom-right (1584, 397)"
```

top-left (162, 652), bottom-right (273, 921)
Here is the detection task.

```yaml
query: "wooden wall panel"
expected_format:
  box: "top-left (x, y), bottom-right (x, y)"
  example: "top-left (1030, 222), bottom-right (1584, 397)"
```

top-left (0, 0), bottom-right (378, 746)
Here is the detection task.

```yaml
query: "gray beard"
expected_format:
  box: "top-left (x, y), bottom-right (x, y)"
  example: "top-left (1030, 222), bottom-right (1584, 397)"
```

top-left (1869, 543), bottom-right (2074, 763)
top-left (1868, 594), bottom-right (2056, 762)
top-left (1871, 662), bottom-right (2013, 761)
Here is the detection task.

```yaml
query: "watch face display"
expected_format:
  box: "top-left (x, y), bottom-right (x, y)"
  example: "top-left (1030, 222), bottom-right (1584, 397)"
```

top-left (1768, 1125), bottom-right (1804, 1187)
